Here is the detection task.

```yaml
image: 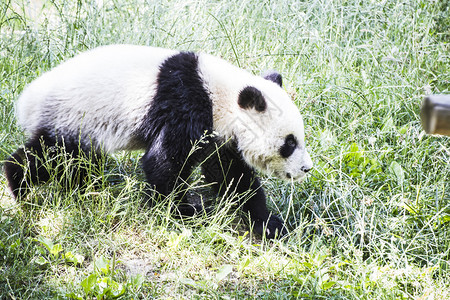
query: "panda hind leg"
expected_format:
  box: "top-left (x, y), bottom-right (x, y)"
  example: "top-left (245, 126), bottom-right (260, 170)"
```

top-left (4, 132), bottom-right (99, 199)
top-left (4, 134), bottom-right (54, 199)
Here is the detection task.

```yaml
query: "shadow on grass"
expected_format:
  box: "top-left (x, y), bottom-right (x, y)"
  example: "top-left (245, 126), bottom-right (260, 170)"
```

top-left (0, 206), bottom-right (59, 298)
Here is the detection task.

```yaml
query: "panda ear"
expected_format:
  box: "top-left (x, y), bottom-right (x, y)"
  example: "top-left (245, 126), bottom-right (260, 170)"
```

top-left (263, 71), bottom-right (283, 87)
top-left (238, 86), bottom-right (267, 112)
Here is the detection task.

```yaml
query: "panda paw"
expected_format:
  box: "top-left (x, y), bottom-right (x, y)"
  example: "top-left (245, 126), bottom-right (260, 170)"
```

top-left (254, 215), bottom-right (288, 239)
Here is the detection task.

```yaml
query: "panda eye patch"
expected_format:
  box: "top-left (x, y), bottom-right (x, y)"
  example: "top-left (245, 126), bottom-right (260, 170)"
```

top-left (279, 134), bottom-right (297, 158)
top-left (286, 137), bottom-right (296, 148)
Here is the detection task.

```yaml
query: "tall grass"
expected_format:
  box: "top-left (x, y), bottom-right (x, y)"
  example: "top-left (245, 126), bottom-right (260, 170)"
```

top-left (1, 0), bottom-right (449, 298)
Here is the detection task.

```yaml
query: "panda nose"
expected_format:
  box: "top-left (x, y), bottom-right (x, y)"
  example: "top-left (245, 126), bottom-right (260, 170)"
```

top-left (301, 166), bottom-right (311, 173)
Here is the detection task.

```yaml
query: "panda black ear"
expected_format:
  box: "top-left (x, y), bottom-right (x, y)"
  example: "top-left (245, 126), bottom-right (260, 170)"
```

top-left (263, 71), bottom-right (283, 87)
top-left (238, 86), bottom-right (267, 112)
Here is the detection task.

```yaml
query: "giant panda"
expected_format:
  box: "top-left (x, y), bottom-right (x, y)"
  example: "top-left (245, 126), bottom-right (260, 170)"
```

top-left (4, 44), bottom-right (313, 239)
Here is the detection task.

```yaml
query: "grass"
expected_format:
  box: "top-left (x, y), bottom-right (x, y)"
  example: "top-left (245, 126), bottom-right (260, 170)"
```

top-left (0, 0), bottom-right (449, 298)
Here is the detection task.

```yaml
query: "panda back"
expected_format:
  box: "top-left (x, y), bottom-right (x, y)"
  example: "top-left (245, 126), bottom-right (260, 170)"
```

top-left (16, 45), bottom-right (178, 152)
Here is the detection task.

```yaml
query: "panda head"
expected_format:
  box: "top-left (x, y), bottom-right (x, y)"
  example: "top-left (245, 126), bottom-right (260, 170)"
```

top-left (233, 71), bottom-right (313, 182)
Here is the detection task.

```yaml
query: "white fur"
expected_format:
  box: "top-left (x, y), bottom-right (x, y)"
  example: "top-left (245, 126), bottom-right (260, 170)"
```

top-left (16, 45), bottom-right (312, 181)
top-left (17, 45), bottom-right (177, 152)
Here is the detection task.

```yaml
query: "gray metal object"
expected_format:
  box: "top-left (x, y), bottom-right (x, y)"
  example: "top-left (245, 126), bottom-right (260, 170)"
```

top-left (420, 95), bottom-right (450, 136)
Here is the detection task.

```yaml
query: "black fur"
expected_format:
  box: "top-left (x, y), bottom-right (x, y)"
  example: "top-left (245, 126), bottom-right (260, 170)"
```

top-left (138, 52), bottom-right (214, 196)
top-left (279, 134), bottom-right (297, 158)
top-left (264, 71), bottom-right (283, 87)
top-left (238, 86), bottom-right (267, 112)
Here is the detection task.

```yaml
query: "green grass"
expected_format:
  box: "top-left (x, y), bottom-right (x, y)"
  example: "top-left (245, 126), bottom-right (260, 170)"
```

top-left (1, 0), bottom-right (449, 298)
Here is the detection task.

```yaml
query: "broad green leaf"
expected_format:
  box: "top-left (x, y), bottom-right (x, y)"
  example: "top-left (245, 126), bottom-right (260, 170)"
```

top-left (96, 277), bottom-right (110, 299)
top-left (130, 274), bottom-right (145, 288)
top-left (440, 215), bottom-right (450, 223)
top-left (180, 278), bottom-right (197, 287)
top-left (322, 280), bottom-right (336, 290)
top-left (36, 236), bottom-right (53, 251)
top-left (109, 280), bottom-right (126, 297)
top-left (50, 243), bottom-right (63, 257)
top-left (81, 273), bottom-right (97, 295)
top-left (10, 239), bottom-right (21, 251)
top-left (216, 264), bottom-right (233, 282)
top-left (64, 251), bottom-right (85, 265)
top-left (240, 258), bottom-right (250, 270)
top-left (65, 292), bottom-right (83, 300)
top-left (34, 256), bottom-right (48, 266)
top-left (389, 161), bottom-right (404, 185)
top-left (94, 256), bottom-right (110, 275)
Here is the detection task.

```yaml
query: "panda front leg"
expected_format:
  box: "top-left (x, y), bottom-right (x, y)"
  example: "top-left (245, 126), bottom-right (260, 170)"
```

top-left (201, 144), bottom-right (287, 239)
